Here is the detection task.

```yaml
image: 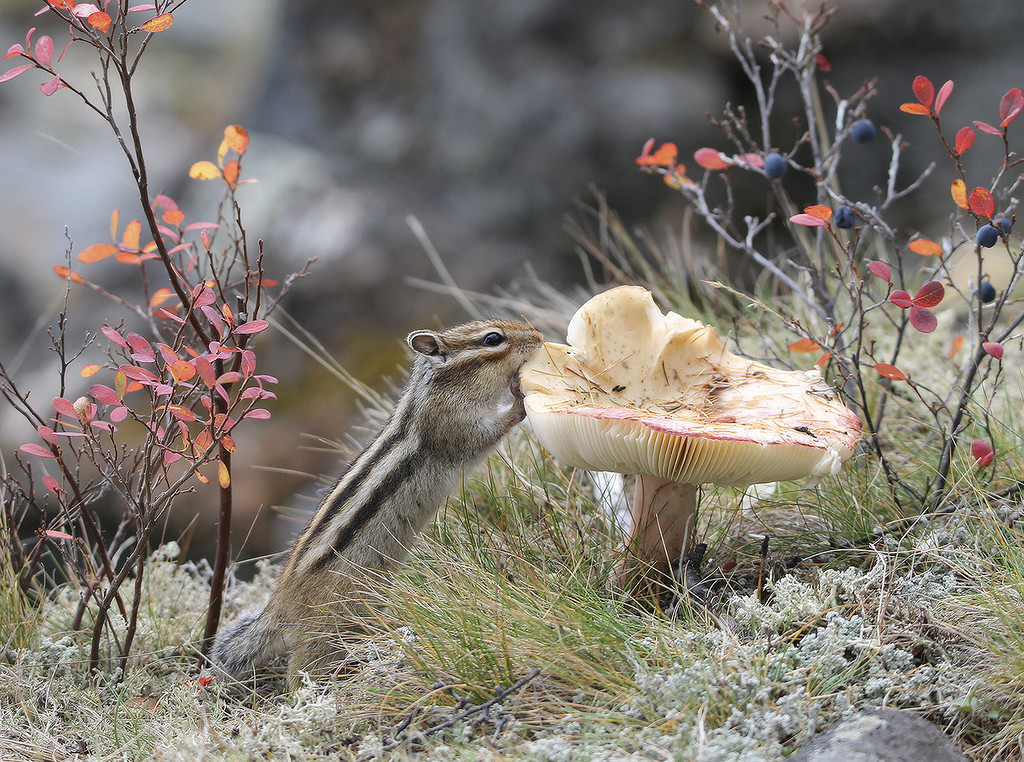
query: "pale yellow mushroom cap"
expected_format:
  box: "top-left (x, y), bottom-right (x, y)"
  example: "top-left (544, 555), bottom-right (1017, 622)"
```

top-left (521, 286), bottom-right (862, 487)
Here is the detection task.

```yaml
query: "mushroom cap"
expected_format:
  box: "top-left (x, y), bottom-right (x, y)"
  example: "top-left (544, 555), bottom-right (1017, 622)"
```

top-left (521, 286), bottom-right (862, 487)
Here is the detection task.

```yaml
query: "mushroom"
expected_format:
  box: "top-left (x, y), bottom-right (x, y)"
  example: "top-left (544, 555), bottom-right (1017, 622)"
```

top-left (520, 286), bottom-right (861, 593)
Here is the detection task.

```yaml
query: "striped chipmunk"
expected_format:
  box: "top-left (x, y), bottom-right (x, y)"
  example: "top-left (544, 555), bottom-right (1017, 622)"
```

top-left (210, 319), bottom-right (542, 681)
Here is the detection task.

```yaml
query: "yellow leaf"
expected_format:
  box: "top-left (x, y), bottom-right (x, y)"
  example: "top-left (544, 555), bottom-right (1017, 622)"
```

top-left (110, 208), bottom-right (119, 242)
top-left (223, 124), bottom-right (249, 155)
top-left (218, 460), bottom-right (230, 488)
top-left (140, 13), bottom-right (173, 33)
top-left (188, 161), bottom-right (222, 180)
top-left (950, 179), bottom-right (968, 210)
top-left (81, 364), bottom-right (102, 378)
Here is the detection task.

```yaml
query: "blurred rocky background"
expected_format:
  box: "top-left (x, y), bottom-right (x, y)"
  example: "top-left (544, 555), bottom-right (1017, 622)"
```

top-left (1, 0), bottom-right (1020, 562)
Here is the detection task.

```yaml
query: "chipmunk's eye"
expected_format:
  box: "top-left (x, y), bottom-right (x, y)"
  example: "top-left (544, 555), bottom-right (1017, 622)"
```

top-left (482, 331), bottom-right (505, 347)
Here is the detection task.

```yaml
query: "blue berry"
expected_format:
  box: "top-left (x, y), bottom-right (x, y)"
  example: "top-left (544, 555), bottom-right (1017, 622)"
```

top-left (980, 281), bottom-right (997, 304)
top-left (994, 217), bottom-right (1013, 234)
top-left (851, 119), bottom-right (877, 143)
top-left (764, 153), bottom-right (787, 179)
top-left (834, 205), bottom-right (857, 229)
top-left (977, 224), bottom-right (999, 248)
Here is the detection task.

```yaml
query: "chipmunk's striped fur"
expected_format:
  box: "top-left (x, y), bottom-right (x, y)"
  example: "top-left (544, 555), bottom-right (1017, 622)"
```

top-left (211, 319), bottom-right (541, 680)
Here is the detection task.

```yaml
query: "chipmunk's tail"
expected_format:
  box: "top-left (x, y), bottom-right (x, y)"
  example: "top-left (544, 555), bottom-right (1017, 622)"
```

top-left (209, 606), bottom-right (287, 679)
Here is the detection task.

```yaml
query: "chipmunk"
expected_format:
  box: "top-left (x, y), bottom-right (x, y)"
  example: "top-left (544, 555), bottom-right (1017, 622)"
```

top-left (210, 319), bottom-right (541, 681)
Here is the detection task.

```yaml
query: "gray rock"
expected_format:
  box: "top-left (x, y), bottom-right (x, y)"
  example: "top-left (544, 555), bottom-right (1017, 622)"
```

top-left (789, 708), bottom-right (968, 762)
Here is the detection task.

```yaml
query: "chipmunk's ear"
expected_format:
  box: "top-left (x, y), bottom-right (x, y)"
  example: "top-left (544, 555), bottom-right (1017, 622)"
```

top-left (408, 330), bottom-right (443, 357)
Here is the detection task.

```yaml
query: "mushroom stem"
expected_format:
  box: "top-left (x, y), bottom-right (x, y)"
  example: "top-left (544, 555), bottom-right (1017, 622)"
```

top-left (618, 475), bottom-right (697, 593)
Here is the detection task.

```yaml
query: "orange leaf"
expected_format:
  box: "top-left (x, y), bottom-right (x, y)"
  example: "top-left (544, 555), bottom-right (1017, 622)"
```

top-left (163, 209), bottom-right (185, 225)
top-left (899, 103), bottom-right (931, 115)
top-left (803, 205), bottom-right (833, 220)
top-left (788, 338), bottom-right (822, 353)
top-left (110, 208), bottom-right (119, 242)
top-left (53, 265), bottom-right (84, 283)
top-left (218, 460), bottom-right (230, 488)
top-left (79, 243), bottom-right (118, 263)
top-left (948, 334), bottom-right (964, 358)
top-left (874, 363), bottom-right (907, 381)
top-left (908, 238), bottom-right (942, 256)
top-left (222, 159), bottom-right (240, 185)
top-left (150, 287), bottom-right (175, 307)
top-left (636, 142), bottom-right (678, 168)
top-left (951, 179), bottom-right (968, 209)
top-left (122, 219), bottom-right (141, 250)
top-left (968, 187), bottom-right (995, 218)
top-left (81, 364), bottom-right (102, 378)
top-left (140, 13), bottom-right (173, 33)
top-left (189, 161), bottom-right (222, 180)
top-left (814, 352), bottom-right (832, 369)
top-left (224, 124), bottom-right (249, 155)
top-left (88, 12), bottom-right (111, 33)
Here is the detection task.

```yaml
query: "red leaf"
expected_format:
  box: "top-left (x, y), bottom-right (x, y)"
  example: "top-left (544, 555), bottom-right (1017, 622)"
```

top-left (43, 529), bottom-right (73, 540)
top-left (52, 396), bottom-right (78, 419)
top-left (37, 425), bottom-right (58, 445)
top-left (4, 44), bottom-right (26, 60)
top-left (909, 305), bottom-right (937, 333)
top-left (971, 439), bottom-right (994, 467)
top-left (43, 477), bottom-right (64, 496)
top-left (102, 326), bottom-right (130, 349)
top-left (20, 443), bottom-right (55, 459)
top-left (234, 319), bottom-right (269, 335)
top-left (119, 364), bottom-right (159, 383)
top-left (899, 103), bottom-right (931, 116)
top-left (126, 333), bottom-right (155, 362)
top-left (999, 88), bottom-right (1024, 127)
top-left (935, 80), bottom-right (954, 116)
top-left (974, 120), bottom-right (1002, 136)
top-left (243, 408), bottom-right (272, 420)
top-left (694, 148), bottom-right (728, 170)
top-left (982, 341), bottom-right (1004, 359)
top-left (912, 75), bottom-right (934, 107)
top-left (867, 261), bottom-right (892, 282)
top-left (34, 34), bottom-right (53, 65)
top-left (90, 384), bottom-right (123, 405)
top-left (889, 290), bottom-right (913, 309)
top-left (814, 52), bottom-right (831, 71)
top-left (0, 64), bottom-right (33, 83)
top-left (913, 281), bottom-right (945, 308)
top-left (954, 127), bottom-right (975, 155)
top-left (874, 363), bottom-right (907, 381)
top-left (968, 187), bottom-right (995, 218)
top-left (39, 74), bottom-right (63, 96)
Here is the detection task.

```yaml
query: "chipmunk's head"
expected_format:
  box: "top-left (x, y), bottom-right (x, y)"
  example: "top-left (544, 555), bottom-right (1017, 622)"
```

top-left (406, 320), bottom-right (541, 456)
top-left (407, 319), bottom-right (541, 401)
